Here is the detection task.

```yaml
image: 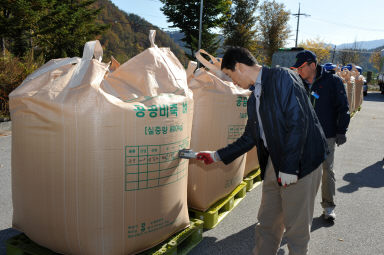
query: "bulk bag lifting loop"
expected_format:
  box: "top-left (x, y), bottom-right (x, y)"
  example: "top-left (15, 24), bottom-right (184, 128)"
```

top-left (17, 40), bottom-right (105, 90)
top-left (195, 49), bottom-right (231, 81)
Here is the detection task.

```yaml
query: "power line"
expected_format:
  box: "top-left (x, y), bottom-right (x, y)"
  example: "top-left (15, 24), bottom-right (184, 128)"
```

top-left (292, 3), bottom-right (310, 47)
top-left (302, 46), bottom-right (377, 54)
top-left (309, 17), bottom-right (384, 32)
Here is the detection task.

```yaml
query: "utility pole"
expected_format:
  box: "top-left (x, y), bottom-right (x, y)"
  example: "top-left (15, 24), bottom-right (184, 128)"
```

top-left (198, 0), bottom-right (203, 52)
top-left (197, 0), bottom-right (203, 67)
top-left (292, 3), bottom-right (310, 47)
top-left (332, 45), bottom-right (336, 63)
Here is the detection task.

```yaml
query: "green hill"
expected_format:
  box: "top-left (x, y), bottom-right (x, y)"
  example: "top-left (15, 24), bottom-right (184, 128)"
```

top-left (93, 0), bottom-right (188, 66)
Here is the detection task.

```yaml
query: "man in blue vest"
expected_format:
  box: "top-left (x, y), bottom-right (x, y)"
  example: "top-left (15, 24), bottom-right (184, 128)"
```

top-left (291, 50), bottom-right (350, 221)
top-left (196, 47), bottom-right (328, 255)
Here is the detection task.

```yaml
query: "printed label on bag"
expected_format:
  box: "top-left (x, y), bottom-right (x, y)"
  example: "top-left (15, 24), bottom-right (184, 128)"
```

top-left (125, 138), bottom-right (189, 191)
top-left (236, 96), bottom-right (248, 118)
top-left (236, 96), bottom-right (247, 107)
top-left (134, 102), bottom-right (188, 118)
top-left (127, 217), bottom-right (176, 238)
top-left (240, 113), bottom-right (248, 119)
top-left (144, 123), bottom-right (183, 136)
top-left (227, 125), bottom-right (246, 143)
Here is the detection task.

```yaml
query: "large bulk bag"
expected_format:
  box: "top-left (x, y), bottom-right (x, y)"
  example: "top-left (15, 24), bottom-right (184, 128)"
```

top-left (187, 50), bottom-right (250, 211)
top-left (353, 73), bottom-right (364, 111)
top-left (339, 69), bottom-right (354, 112)
top-left (10, 30), bottom-right (193, 255)
top-left (244, 147), bottom-right (260, 177)
top-left (347, 78), bottom-right (355, 113)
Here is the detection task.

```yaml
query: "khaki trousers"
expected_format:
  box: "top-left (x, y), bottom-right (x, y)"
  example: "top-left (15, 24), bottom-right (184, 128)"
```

top-left (253, 157), bottom-right (322, 255)
top-left (321, 138), bottom-right (336, 209)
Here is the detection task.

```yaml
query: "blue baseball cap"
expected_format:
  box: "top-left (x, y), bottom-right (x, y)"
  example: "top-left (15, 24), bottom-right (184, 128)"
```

top-left (291, 50), bottom-right (317, 69)
top-left (323, 63), bottom-right (336, 71)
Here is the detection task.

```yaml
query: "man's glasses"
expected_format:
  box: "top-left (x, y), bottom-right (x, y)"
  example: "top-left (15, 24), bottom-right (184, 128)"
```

top-left (298, 62), bottom-right (313, 71)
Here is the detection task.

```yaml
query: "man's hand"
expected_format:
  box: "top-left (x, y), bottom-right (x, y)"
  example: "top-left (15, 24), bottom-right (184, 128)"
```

top-left (196, 151), bottom-right (217, 165)
top-left (278, 172), bottom-right (298, 187)
top-left (335, 134), bottom-right (347, 146)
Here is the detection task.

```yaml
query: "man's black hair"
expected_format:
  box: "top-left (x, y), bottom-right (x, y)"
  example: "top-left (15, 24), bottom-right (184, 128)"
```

top-left (221, 47), bottom-right (257, 71)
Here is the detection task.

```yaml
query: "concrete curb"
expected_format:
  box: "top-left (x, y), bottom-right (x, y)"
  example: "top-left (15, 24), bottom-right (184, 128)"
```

top-left (0, 121), bottom-right (11, 132)
top-left (0, 121), bottom-right (11, 136)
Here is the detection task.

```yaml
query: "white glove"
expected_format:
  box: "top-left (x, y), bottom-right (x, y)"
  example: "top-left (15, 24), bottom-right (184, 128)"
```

top-left (278, 171), bottom-right (298, 187)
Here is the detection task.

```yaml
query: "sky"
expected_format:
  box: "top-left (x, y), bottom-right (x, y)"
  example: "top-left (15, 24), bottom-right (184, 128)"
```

top-left (111, 0), bottom-right (384, 47)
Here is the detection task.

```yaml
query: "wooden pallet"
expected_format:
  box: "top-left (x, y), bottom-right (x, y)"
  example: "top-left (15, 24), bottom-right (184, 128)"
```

top-left (189, 181), bottom-right (247, 229)
top-left (244, 168), bottom-right (262, 192)
top-left (5, 219), bottom-right (203, 255)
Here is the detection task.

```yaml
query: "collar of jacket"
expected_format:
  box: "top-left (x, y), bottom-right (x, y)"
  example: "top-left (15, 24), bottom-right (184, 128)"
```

top-left (260, 66), bottom-right (268, 93)
top-left (313, 64), bottom-right (324, 84)
top-left (249, 66), bottom-right (264, 91)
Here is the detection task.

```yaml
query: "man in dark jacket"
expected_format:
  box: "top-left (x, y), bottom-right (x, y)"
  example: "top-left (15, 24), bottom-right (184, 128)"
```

top-left (291, 50), bottom-right (350, 221)
top-left (196, 47), bottom-right (328, 255)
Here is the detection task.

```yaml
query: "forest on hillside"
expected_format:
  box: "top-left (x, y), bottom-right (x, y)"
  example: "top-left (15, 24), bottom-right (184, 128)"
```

top-left (94, 0), bottom-right (188, 65)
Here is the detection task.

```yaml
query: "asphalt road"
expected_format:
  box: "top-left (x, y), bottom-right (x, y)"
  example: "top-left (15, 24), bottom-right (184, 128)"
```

top-left (0, 92), bottom-right (383, 255)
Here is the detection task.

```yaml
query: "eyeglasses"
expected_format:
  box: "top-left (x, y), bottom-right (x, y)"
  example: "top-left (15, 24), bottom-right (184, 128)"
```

top-left (297, 62), bottom-right (312, 71)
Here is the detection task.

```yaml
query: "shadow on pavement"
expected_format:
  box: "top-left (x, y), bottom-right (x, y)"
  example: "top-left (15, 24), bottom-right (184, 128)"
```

top-left (0, 228), bottom-right (21, 255)
top-left (197, 217), bottom-right (335, 255)
top-left (338, 160), bottom-right (384, 193)
top-left (191, 213), bottom-right (337, 255)
top-left (311, 215), bottom-right (335, 232)
top-left (189, 224), bottom-right (255, 255)
top-left (276, 216), bottom-right (334, 255)
top-left (363, 92), bottom-right (384, 102)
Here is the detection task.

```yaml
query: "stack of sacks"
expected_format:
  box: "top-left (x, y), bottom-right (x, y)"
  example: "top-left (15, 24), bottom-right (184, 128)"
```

top-left (335, 65), bottom-right (347, 94)
top-left (244, 147), bottom-right (260, 177)
top-left (187, 50), bottom-right (251, 211)
top-left (336, 64), bottom-right (365, 113)
top-left (335, 67), bottom-right (346, 96)
top-left (354, 74), bottom-right (364, 111)
top-left (337, 68), bottom-right (354, 113)
top-left (350, 67), bottom-right (364, 111)
top-left (347, 74), bottom-right (355, 113)
top-left (9, 30), bottom-right (193, 255)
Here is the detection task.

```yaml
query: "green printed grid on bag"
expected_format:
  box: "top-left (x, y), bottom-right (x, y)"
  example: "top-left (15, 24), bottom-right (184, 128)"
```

top-left (125, 138), bottom-right (189, 191)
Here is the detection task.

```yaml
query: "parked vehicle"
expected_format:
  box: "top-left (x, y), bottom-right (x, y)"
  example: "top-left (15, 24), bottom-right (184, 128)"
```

top-left (323, 63), bottom-right (336, 73)
top-left (363, 81), bottom-right (368, 96)
top-left (378, 73), bottom-right (384, 95)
